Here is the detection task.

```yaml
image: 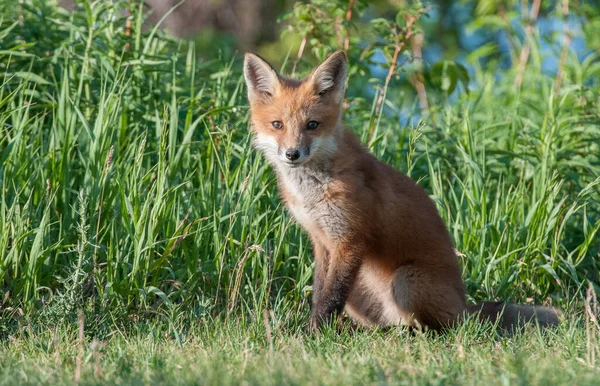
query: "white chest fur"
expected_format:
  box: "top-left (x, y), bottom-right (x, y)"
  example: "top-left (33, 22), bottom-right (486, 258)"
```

top-left (277, 165), bottom-right (347, 241)
top-left (287, 202), bottom-right (314, 230)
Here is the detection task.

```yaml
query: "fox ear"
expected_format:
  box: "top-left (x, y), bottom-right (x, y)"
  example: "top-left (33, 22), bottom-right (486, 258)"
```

top-left (309, 51), bottom-right (347, 103)
top-left (244, 53), bottom-right (279, 103)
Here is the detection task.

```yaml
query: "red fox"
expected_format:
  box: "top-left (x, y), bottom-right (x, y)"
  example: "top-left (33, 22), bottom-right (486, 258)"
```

top-left (243, 51), bottom-right (561, 332)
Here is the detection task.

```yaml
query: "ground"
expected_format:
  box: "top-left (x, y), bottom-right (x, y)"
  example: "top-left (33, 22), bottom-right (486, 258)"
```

top-left (2, 316), bottom-right (599, 385)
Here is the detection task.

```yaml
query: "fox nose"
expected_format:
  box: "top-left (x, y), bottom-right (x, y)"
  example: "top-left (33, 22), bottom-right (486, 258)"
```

top-left (285, 148), bottom-right (300, 161)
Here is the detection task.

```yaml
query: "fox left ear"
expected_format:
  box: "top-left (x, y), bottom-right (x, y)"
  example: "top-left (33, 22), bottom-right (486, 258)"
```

top-left (309, 51), bottom-right (347, 103)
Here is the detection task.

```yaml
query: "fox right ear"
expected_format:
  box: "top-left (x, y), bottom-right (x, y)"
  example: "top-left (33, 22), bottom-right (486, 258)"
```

top-left (244, 53), bottom-right (279, 103)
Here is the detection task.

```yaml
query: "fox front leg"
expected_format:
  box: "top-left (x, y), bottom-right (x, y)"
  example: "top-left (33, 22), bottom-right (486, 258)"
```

top-left (310, 240), bottom-right (330, 315)
top-left (309, 245), bottom-right (362, 332)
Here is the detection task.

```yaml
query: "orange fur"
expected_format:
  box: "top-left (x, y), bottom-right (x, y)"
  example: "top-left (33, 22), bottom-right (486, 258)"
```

top-left (243, 51), bottom-right (562, 331)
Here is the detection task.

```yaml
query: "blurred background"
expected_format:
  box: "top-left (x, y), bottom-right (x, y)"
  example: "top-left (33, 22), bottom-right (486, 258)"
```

top-left (59, 0), bottom-right (286, 47)
top-left (56, 0), bottom-right (600, 64)
top-left (57, 0), bottom-right (600, 125)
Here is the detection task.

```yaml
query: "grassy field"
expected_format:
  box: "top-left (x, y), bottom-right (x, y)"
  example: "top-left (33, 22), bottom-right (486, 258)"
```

top-left (1, 1), bottom-right (599, 384)
top-left (1, 318), bottom-right (600, 385)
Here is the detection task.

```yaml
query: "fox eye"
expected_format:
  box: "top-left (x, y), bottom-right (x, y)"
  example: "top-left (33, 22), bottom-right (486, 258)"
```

top-left (271, 121), bottom-right (283, 130)
top-left (307, 121), bottom-right (319, 130)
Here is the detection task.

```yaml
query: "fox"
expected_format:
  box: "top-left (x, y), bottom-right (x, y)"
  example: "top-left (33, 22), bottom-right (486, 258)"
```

top-left (243, 50), bottom-right (562, 332)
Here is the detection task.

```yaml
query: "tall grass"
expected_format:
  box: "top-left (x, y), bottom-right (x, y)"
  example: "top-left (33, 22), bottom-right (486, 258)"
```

top-left (0, 0), bottom-right (599, 335)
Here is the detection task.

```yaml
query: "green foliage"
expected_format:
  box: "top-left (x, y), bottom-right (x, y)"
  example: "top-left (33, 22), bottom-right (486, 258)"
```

top-left (0, 0), bottom-right (598, 339)
top-left (425, 60), bottom-right (470, 95)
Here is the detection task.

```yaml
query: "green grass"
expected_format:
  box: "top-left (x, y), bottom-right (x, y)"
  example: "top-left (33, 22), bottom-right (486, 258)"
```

top-left (1, 317), bottom-right (600, 385)
top-left (1, 1), bottom-right (599, 384)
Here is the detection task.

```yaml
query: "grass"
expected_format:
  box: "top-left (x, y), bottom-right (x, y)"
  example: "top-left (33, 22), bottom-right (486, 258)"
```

top-left (1, 317), bottom-right (600, 385)
top-left (0, 0), bottom-right (599, 384)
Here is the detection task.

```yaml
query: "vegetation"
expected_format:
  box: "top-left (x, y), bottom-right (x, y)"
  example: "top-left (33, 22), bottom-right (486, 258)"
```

top-left (0, 0), bottom-right (599, 384)
top-left (2, 320), bottom-right (600, 385)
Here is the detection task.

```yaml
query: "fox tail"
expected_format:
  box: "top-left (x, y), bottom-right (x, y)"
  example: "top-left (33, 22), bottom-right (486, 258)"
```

top-left (467, 302), bottom-right (562, 330)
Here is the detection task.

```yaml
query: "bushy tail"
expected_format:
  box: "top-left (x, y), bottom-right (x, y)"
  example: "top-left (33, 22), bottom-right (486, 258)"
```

top-left (467, 302), bottom-right (562, 330)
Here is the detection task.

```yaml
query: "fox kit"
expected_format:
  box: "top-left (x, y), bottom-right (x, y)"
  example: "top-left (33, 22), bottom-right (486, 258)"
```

top-left (243, 51), bottom-right (561, 331)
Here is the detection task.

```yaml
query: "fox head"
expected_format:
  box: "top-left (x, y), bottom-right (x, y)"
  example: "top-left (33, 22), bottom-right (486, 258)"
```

top-left (243, 51), bottom-right (347, 168)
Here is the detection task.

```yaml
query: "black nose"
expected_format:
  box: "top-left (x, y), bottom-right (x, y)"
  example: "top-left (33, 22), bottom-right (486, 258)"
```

top-left (285, 148), bottom-right (300, 161)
